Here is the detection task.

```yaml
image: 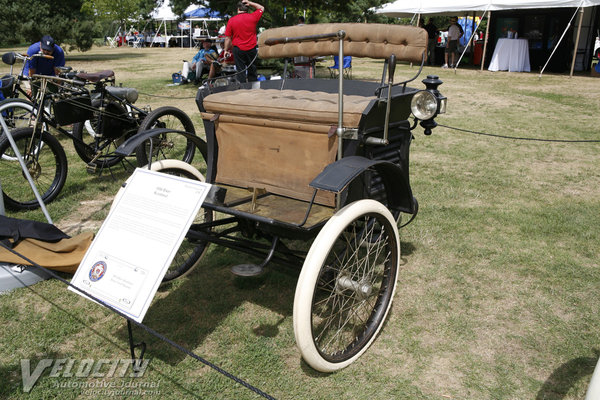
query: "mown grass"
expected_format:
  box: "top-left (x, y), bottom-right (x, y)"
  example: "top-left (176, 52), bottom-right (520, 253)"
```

top-left (1, 44), bottom-right (599, 400)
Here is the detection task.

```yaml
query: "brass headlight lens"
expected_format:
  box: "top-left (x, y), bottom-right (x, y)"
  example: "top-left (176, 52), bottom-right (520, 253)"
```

top-left (410, 90), bottom-right (438, 120)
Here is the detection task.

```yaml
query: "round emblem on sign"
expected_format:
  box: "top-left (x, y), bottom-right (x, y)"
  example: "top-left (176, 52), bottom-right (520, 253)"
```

top-left (89, 261), bottom-right (107, 282)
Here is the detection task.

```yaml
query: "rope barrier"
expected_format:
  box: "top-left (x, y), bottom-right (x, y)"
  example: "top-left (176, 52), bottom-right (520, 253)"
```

top-left (438, 123), bottom-right (600, 143)
top-left (0, 241), bottom-right (277, 400)
top-left (137, 92), bottom-right (197, 100)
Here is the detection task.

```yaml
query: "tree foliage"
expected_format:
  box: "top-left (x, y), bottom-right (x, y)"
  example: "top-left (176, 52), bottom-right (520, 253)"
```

top-left (170, 0), bottom-right (400, 29)
top-left (0, 0), bottom-right (99, 51)
top-left (81, 0), bottom-right (156, 30)
top-left (0, 0), bottom-right (406, 51)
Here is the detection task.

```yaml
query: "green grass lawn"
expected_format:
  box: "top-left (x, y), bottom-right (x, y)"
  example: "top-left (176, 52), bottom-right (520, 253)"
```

top-left (1, 44), bottom-right (599, 399)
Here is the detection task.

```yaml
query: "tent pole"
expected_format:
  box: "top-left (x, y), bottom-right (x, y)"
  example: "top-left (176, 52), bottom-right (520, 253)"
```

top-left (165, 20), bottom-right (168, 48)
top-left (455, 11), bottom-right (486, 71)
top-left (570, 7), bottom-right (584, 77)
top-left (480, 11), bottom-right (491, 72)
top-left (539, 5), bottom-right (582, 79)
top-left (471, 12), bottom-right (476, 56)
top-left (411, 13), bottom-right (420, 68)
top-left (152, 20), bottom-right (163, 47)
top-left (113, 26), bottom-right (121, 44)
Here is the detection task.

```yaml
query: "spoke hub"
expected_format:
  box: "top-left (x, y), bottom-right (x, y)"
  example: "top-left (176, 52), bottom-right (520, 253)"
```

top-left (336, 275), bottom-right (372, 298)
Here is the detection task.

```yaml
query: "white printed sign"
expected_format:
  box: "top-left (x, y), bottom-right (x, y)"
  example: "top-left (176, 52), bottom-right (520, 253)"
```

top-left (70, 168), bottom-right (211, 322)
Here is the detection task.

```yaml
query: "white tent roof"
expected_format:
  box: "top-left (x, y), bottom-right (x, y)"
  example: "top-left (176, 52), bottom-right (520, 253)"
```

top-left (184, 4), bottom-right (197, 14)
top-left (375, 0), bottom-right (600, 17)
top-left (184, 1), bottom-right (210, 14)
top-left (150, 0), bottom-right (178, 20)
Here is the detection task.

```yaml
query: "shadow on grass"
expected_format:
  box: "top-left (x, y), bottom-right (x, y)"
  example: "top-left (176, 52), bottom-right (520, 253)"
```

top-left (117, 237), bottom-right (419, 371)
top-left (0, 347), bottom-right (204, 398)
top-left (401, 241), bottom-right (416, 257)
top-left (536, 351), bottom-right (599, 399)
top-left (62, 156), bottom-right (136, 186)
top-left (252, 316), bottom-right (285, 338)
top-left (0, 351), bottom-right (62, 398)
top-left (2, 276), bottom-right (203, 399)
top-left (116, 246), bottom-right (297, 365)
top-left (300, 359), bottom-right (332, 378)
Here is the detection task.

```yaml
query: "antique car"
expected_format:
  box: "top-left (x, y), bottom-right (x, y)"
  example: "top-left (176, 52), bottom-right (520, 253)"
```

top-left (117, 22), bottom-right (446, 372)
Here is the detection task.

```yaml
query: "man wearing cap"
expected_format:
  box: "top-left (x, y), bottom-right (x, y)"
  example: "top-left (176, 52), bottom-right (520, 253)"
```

top-left (24, 35), bottom-right (65, 77)
top-left (224, 0), bottom-right (264, 82)
top-left (190, 38), bottom-right (219, 83)
top-left (442, 17), bottom-right (463, 69)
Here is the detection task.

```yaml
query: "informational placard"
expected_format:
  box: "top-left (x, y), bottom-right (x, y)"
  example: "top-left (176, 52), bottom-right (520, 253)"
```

top-left (69, 168), bottom-right (211, 322)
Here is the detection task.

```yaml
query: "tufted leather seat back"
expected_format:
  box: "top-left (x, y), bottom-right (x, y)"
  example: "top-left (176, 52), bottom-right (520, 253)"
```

top-left (258, 23), bottom-right (427, 63)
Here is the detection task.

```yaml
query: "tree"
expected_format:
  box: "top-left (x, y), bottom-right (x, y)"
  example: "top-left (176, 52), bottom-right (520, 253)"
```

top-left (81, 0), bottom-right (156, 34)
top-left (0, 0), bottom-right (158, 50)
top-left (170, 0), bottom-right (400, 30)
top-left (0, 0), bottom-right (99, 51)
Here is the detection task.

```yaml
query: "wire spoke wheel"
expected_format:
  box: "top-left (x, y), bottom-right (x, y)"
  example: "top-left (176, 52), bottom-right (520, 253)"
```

top-left (72, 101), bottom-right (133, 168)
top-left (0, 127), bottom-right (68, 210)
top-left (0, 98), bottom-right (36, 131)
top-left (156, 163), bottom-right (212, 282)
top-left (135, 106), bottom-right (196, 166)
top-left (294, 199), bottom-right (399, 372)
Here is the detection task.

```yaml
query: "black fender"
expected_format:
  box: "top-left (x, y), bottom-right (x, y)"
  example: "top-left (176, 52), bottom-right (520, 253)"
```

top-left (115, 128), bottom-right (208, 161)
top-left (309, 155), bottom-right (417, 215)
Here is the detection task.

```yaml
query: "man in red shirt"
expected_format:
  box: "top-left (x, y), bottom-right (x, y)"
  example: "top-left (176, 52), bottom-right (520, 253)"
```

top-left (224, 0), bottom-right (264, 82)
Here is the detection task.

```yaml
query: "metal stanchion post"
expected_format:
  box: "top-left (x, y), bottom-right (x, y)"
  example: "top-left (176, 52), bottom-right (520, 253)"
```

top-left (0, 179), bottom-right (5, 216)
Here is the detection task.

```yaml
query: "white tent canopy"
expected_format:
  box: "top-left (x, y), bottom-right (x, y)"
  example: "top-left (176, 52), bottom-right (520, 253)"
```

top-left (375, 0), bottom-right (600, 76)
top-left (375, 0), bottom-right (600, 17)
top-left (151, 0), bottom-right (178, 20)
top-left (185, 3), bottom-right (224, 47)
top-left (149, 1), bottom-right (222, 47)
top-left (150, 0), bottom-right (182, 47)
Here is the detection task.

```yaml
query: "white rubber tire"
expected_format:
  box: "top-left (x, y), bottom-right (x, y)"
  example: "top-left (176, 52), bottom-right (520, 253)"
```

top-left (111, 159), bottom-right (205, 212)
top-left (293, 199), bottom-right (400, 372)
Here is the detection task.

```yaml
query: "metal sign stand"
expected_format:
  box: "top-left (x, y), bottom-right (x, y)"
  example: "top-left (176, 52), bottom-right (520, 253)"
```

top-left (127, 320), bottom-right (146, 372)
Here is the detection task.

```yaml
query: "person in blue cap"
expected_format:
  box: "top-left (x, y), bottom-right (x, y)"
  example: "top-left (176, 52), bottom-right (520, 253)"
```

top-left (23, 35), bottom-right (66, 77)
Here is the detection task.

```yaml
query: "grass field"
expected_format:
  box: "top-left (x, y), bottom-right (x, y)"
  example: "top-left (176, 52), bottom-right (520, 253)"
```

top-left (1, 43), bottom-right (599, 400)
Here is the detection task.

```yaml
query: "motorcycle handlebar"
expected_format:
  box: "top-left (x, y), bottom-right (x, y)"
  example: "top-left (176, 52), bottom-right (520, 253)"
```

top-left (33, 53), bottom-right (54, 60)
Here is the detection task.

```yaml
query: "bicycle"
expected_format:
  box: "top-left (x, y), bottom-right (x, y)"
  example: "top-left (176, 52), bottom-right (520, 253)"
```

top-left (0, 51), bottom-right (65, 131)
top-left (0, 52), bottom-right (203, 210)
top-left (66, 70), bottom-right (197, 168)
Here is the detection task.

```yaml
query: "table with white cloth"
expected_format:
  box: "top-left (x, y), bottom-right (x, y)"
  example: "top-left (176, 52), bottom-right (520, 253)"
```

top-left (488, 38), bottom-right (531, 72)
top-left (167, 35), bottom-right (187, 47)
top-left (149, 37), bottom-right (166, 47)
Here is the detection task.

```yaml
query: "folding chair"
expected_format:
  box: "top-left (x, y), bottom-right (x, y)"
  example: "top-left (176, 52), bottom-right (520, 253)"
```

top-left (192, 29), bottom-right (203, 48)
top-left (106, 36), bottom-right (117, 48)
top-left (328, 55), bottom-right (352, 79)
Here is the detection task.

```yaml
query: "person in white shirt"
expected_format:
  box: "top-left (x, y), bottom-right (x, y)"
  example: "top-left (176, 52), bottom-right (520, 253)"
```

top-left (442, 17), bottom-right (464, 68)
